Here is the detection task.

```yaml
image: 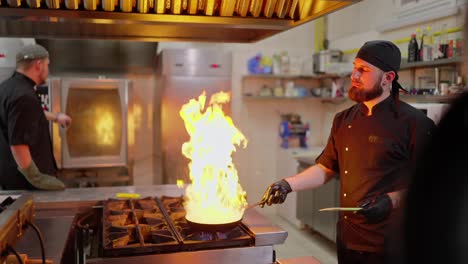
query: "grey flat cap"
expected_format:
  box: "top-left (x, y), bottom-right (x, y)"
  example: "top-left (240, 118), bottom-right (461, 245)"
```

top-left (16, 44), bottom-right (49, 63)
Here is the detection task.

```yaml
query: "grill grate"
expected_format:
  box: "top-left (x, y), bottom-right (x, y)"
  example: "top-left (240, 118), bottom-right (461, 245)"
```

top-left (102, 196), bottom-right (254, 257)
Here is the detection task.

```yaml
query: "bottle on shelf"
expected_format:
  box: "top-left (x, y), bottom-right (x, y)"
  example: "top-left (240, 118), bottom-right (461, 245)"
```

top-left (408, 33), bottom-right (419, 63)
top-left (418, 27), bottom-right (424, 62)
top-left (439, 23), bottom-right (449, 59)
top-left (421, 26), bottom-right (433, 61)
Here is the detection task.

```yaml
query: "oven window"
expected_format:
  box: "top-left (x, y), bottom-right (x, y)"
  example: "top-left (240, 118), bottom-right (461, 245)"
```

top-left (66, 88), bottom-right (122, 157)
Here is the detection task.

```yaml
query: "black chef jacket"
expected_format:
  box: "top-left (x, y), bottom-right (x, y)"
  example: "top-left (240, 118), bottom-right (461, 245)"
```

top-left (316, 96), bottom-right (435, 252)
top-left (0, 72), bottom-right (57, 190)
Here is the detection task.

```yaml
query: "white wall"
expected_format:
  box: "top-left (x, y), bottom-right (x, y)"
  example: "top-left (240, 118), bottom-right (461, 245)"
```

top-left (0, 38), bottom-right (35, 81)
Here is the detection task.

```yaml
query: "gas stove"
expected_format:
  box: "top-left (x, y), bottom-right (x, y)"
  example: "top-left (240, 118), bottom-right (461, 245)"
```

top-left (21, 185), bottom-right (288, 264)
top-left (102, 196), bottom-right (254, 257)
top-left (71, 194), bottom-right (287, 264)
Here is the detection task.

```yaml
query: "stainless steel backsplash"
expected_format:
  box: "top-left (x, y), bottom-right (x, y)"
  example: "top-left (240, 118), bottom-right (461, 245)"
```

top-left (37, 39), bottom-right (158, 74)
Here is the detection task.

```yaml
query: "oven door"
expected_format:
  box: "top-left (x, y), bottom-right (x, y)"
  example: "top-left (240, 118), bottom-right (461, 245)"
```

top-left (51, 78), bottom-right (131, 168)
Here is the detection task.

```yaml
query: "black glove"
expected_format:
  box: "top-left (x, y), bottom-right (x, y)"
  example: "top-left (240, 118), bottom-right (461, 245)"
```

top-left (357, 194), bottom-right (393, 224)
top-left (259, 179), bottom-right (292, 208)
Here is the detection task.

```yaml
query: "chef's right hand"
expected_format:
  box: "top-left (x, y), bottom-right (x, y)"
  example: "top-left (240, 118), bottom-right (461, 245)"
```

top-left (56, 112), bottom-right (72, 129)
top-left (260, 179), bottom-right (292, 208)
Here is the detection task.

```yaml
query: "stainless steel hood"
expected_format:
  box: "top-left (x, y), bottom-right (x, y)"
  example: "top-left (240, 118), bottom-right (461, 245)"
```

top-left (0, 0), bottom-right (361, 43)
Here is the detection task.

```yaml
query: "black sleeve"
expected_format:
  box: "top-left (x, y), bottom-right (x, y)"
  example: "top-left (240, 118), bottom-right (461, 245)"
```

top-left (316, 114), bottom-right (339, 173)
top-left (396, 116), bottom-right (436, 189)
top-left (410, 117), bottom-right (436, 163)
top-left (8, 95), bottom-right (43, 146)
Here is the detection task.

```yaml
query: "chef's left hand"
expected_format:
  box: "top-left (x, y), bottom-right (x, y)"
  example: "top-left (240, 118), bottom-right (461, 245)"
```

top-left (357, 194), bottom-right (393, 224)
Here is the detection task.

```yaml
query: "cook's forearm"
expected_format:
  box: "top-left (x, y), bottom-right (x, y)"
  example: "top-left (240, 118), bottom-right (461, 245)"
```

top-left (10, 145), bottom-right (32, 169)
top-left (44, 110), bottom-right (58, 122)
top-left (285, 163), bottom-right (337, 192)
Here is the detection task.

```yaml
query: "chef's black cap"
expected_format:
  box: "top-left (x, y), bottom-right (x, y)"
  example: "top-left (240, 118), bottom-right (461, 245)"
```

top-left (356, 40), bottom-right (407, 94)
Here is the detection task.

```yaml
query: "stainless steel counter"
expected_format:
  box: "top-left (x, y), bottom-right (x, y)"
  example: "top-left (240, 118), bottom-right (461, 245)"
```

top-left (28, 185), bottom-right (185, 203)
top-left (0, 185), bottom-right (288, 263)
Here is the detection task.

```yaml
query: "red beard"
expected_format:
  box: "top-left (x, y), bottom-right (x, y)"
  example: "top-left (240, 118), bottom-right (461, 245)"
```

top-left (348, 79), bottom-right (383, 103)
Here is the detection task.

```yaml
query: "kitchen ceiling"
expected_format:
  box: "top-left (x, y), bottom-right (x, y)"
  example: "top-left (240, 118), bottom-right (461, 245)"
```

top-left (0, 0), bottom-right (362, 42)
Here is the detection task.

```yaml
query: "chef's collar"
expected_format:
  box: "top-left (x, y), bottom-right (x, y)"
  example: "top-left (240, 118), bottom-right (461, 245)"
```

top-left (13, 71), bottom-right (37, 88)
top-left (359, 95), bottom-right (397, 116)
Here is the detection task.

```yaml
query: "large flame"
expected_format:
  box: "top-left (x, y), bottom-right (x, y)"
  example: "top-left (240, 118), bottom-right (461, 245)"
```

top-left (180, 91), bottom-right (248, 224)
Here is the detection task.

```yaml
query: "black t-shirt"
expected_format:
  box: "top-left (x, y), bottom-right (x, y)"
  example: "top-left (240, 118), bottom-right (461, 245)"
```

top-left (0, 72), bottom-right (57, 190)
top-left (316, 96), bottom-right (435, 252)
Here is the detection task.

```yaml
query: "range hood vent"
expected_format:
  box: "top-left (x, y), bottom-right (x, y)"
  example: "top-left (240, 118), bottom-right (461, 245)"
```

top-left (37, 39), bottom-right (158, 73)
top-left (0, 0), bottom-right (361, 42)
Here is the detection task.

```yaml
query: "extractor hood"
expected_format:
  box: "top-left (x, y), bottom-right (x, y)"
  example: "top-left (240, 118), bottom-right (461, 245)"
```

top-left (0, 0), bottom-right (361, 42)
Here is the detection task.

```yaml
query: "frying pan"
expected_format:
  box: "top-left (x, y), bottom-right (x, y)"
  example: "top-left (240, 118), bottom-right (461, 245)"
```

top-left (185, 218), bottom-right (242, 232)
top-left (184, 201), bottom-right (261, 232)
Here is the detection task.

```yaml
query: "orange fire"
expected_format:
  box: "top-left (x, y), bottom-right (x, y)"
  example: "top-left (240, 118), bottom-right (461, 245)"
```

top-left (180, 91), bottom-right (248, 224)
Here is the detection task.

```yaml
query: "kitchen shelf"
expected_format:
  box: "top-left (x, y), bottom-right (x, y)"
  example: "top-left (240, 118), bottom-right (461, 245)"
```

top-left (400, 94), bottom-right (460, 103)
top-left (243, 94), bottom-right (462, 104)
top-left (243, 95), bottom-right (348, 104)
top-left (400, 57), bottom-right (463, 70)
top-left (243, 73), bottom-right (350, 80)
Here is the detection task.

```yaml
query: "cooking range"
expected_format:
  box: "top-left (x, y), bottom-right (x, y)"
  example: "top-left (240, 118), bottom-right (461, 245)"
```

top-left (73, 194), bottom-right (286, 264)
top-left (102, 196), bottom-right (254, 256)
